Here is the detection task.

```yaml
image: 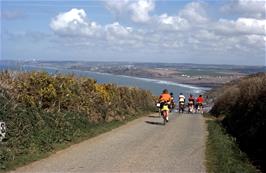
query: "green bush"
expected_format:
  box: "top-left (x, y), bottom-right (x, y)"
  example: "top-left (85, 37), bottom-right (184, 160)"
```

top-left (0, 71), bottom-right (156, 171)
top-left (209, 72), bottom-right (266, 171)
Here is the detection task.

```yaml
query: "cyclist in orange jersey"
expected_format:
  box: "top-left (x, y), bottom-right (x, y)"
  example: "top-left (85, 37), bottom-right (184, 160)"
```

top-left (159, 89), bottom-right (171, 122)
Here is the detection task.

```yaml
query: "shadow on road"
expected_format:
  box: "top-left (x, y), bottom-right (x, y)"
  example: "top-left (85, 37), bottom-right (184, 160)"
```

top-left (145, 121), bottom-right (165, 126)
top-left (148, 115), bottom-right (161, 118)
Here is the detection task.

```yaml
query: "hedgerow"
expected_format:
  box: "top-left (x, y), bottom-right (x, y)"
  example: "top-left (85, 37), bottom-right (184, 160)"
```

top-left (209, 72), bottom-right (266, 171)
top-left (0, 71), bottom-right (155, 171)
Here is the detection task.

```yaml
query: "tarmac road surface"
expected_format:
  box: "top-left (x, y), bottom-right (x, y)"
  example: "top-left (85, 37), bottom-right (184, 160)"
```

top-left (11, 112), bottom-right (207, 173)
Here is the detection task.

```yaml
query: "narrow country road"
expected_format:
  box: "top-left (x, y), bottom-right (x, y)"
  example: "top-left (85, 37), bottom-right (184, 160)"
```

top-left (11, 112), bottom-right (207, 173)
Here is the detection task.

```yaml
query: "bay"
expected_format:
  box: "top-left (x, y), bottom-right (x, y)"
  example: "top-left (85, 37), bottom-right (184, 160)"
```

top-left (0, 63), bottom-right (210, 99)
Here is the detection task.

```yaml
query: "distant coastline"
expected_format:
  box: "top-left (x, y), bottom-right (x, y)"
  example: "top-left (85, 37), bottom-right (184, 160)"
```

top-left (0, 63), bottom-right (209, 95)
top-left (67, 66), bottom-right (235, 89)
top-left (0, 62), bottom-right (210, 89)
top-left (2, 60), bottom-right (265, 89)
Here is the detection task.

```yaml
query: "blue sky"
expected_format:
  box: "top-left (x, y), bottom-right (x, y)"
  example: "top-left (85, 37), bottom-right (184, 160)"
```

top-left (1, 0), bottom-right (265, 65)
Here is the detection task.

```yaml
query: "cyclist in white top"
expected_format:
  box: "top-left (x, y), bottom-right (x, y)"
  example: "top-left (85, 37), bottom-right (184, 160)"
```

top-left (178, 93), bottom-right (185, 113)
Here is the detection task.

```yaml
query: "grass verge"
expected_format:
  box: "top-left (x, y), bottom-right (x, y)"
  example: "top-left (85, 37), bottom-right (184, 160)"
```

top-left (206, 120), bottom-right (258, 173)
top-left (1, 111), bottom-right (151, 172)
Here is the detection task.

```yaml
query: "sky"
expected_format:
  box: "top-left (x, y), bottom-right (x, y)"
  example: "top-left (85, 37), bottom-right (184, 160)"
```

top-left (1, 0), bottom-right (266, 66)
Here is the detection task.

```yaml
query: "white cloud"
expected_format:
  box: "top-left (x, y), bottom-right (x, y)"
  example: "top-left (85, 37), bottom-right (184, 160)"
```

top-left (50, 9), bottom-right (87, 30)
top-left (235, 18), bottom-right (266, 35)
top-left (104, 1), bottom-right (205, 25)
top-left (179, 2), bottom-right (208, 24)
top-left (104, 0), bottom-right (130, 15)
top-left (105, 22), bottom-right (132, 37)
top-left (104, 0), bottom-right (154, 23)
top-left (50, 7), bottom-right (265, 49)
top-left (49, 2), bottom-right (265, 65)
top-left (50, 8), bottom-right (101, 37)
top-left (50, 9), bottom-right (143, 47)
top-left (221, 0), bottom-right (266, 18)
top-left (154, 2), bottom-right (208, 32)
top-left (245, 34), bottom-right (265, 46)
top-left (105, 22), bottom-right (134, 43)
top-left (215, 18), bottom-right (266, 35)
top-left (195, 30), bottom-right (220, 41)
top-left (129, 0), bottom-right (154, 23)
top-left (157, 13), bottom-right (189, 31)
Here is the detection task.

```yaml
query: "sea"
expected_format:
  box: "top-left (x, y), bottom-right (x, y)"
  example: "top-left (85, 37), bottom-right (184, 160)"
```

top-left (0, 62), bottom-right (210, 100)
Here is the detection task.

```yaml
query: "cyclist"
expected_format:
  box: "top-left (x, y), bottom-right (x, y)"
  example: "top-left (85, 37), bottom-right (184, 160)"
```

top-left (159, 89), bottom-right (171, 122)
top-left (169, 92), bottom-right (175, 112)
top-left (178, 93), bottom-right (185, 113)
top-left (188, 94), bottom-right (195, 113)
top-left (196, 95), bottom-right (204, 113)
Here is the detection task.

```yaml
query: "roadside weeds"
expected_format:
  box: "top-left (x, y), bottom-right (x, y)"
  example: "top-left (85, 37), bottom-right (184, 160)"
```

top-left (205, 118), bottom-right (259, 173)
top-left (0, 111), bottom-right (152, 173)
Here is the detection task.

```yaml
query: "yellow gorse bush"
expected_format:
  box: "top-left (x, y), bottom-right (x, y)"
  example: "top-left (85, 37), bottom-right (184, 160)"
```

top-left (1, 71), bottom-right (155, 121)
top-left (0, 71), bottom-right (156, 170)
top-left (95, 84), bottom-right (110, 102)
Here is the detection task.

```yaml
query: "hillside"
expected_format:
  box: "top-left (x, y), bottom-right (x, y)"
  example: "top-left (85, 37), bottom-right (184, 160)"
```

top-left (208, 72), bottom-right (266, 171)
top-left (0, 71), bottom-right (155, 171)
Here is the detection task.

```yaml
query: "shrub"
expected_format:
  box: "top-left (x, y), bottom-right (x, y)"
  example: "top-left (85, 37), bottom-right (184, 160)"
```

top-left (0, 71), bottom-right (156, 171)
top-left (209, 72), bottom-right (266, 171)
